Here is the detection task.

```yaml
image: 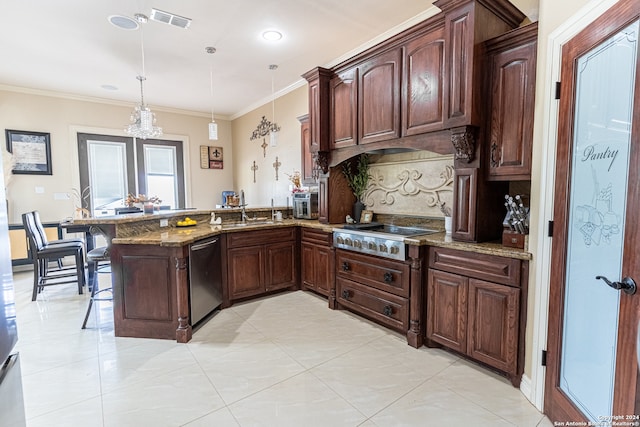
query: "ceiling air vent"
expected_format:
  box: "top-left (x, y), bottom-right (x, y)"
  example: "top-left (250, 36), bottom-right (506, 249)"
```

top-left (150, 8), bottom-right (191, 29)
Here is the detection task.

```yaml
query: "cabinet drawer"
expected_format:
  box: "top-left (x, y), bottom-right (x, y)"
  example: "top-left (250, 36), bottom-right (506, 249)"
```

top-left (428, 247), bottom-right (521, 287)
top-left (337, 277), bottom-right (408, 332)
top-left (226, 227), bottom-right (295, 248)
top-left (301, 228), bottom-right (332, 246)
top-left (336, 249), bottom-right (410, 297)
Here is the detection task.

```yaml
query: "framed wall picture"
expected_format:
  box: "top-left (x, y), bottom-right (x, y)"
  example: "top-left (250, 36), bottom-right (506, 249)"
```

top-left (200, 145), bottom-right (223, 169)
top-left (5, 129), bottom-right (52, 175)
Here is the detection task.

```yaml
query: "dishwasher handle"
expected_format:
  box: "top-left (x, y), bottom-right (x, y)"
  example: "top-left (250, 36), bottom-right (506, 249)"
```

top-left (190, 237), bottom-right (219, 251)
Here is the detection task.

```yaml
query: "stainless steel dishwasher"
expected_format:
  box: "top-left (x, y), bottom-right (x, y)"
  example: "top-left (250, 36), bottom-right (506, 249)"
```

top-left (189, 236), bottom-right (222, 325)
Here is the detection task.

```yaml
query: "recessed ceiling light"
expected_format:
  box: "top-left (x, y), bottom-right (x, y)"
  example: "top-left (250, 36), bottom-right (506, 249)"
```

top-left (101, 84), bottom-right (118, 91)
top-left (262, 30), bottom-right (283, 41)
top-left (108, 15), bottom-right (139, 30)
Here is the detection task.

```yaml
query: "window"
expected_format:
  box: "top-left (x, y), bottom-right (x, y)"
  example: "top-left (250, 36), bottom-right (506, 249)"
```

top-left (78, 133), bottom-right (185, 216)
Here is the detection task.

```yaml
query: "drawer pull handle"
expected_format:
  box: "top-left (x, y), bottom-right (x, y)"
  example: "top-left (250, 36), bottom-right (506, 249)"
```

top-left (383, 272), bottom-right (393, 283)
top-left (383, 305), bottom-right (393, 317)
top-left (341, 289), bottom-right (350, 300)
top-left (342, 261), bottom-right (350, 271)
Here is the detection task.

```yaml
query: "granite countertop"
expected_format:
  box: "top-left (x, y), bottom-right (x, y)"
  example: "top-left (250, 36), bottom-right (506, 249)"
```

top-left (111, 219), bottom-right (332, 246)
top-left (111, 218), bottom-right (531, 260)
top-left (405, 232), bottom-right (532, 260)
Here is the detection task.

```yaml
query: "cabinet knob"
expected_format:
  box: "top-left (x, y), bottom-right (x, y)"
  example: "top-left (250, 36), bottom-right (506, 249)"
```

top-left (342, 289), bottom-right (350, 299)
top-left (383, 272), bottom-right (393, 283)
top-left (342, 261), bottom-right (350, 271)
top-left (383, 305), bottom-right (393, 317)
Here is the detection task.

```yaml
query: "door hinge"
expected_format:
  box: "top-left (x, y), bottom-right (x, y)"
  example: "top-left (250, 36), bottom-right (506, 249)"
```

top-left (548, 220), bottom-right (554, 237)
top-left (541, 350), bottom-right (547, 366)
top-left (555, 82), bottom-right (561, 100)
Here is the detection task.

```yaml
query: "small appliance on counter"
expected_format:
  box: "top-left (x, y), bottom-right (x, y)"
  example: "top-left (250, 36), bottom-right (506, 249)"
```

top-left (292, 192), bottom-right (318, 219)
top-left (221, 191), bottom-right (240, 207)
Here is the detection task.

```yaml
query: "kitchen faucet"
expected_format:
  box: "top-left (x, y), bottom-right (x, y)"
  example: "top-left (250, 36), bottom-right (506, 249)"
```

top-left (240, 190), bottom-right (248, 223)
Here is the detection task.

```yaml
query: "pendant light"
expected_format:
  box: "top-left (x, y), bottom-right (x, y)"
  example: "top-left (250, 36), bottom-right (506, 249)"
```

top-left (269, 64), bottom-right (280, 147)
top-left (206, 46), bottom-right (218, 140)
top-left (125, 13), bottom-right (163, 140)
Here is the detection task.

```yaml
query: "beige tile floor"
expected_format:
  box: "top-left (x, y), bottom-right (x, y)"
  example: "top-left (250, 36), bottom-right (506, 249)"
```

top-left (11, 269), bottom-right (553, 427)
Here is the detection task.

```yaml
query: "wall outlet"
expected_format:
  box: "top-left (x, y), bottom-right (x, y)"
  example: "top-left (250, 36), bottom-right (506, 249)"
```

top-left (160, 219), bottom-right (169, 227)
top-left (54, 192), bottom-right (70, 200)
top-left (35, 186), bottom-right (45, 194)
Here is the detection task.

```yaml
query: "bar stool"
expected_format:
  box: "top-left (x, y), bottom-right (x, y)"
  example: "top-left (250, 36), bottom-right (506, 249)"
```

top-left (22, 212), bottom-right (86, 301)
top-left (81, 246), bottom-right (112, 329)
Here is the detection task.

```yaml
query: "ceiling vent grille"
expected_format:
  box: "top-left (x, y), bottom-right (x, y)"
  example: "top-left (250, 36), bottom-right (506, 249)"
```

top-left (150, 8), bottom-right (191, 29)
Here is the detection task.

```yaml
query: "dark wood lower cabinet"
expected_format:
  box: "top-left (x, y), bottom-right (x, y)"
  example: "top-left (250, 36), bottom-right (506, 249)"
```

top-left (110, 243), bottom-right (191, 342)
top-left (427, 269), bottom-right (468, 353)
top-left (467, 278), bottom-right (519, 375)
top-left (335, 249), bottom-right (413, 337)
top-left (426, 246), bottom-right (526, 386)
top-left (226, 228), bottom-right (297, 303)
top-left (300, 228), bottom-right (334, 300)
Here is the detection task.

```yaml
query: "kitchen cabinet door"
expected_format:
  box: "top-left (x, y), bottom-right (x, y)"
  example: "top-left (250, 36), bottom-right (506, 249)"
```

top-left (402, 26), bottom-right (446, 136)
top-left (467, 278), bottom-right (519, 375)
top-left (301, 243), bottom-right (316, 292)
top-left (314, 245), bottom-right (332, 296)
top-left (299, 114), bottom-right (316, 184)
top-left (426, 268), bottom-right (468, 353)
top-left (301, 242), bottom-right (332, 297)
top-left (265, 241), bottom-right (296, 291)
top-left (358, 48), bottom-right (402, 144)
top-left (227, 245), bottom-right (264, 299)
top-left (330, 68), bottom-right (358, 148)
top-left (486, 23), bottom-right (537, 180)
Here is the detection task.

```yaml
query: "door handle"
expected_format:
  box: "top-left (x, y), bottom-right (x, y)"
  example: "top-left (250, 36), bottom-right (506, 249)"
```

top-left (595, 275), bottom-right (637, 295)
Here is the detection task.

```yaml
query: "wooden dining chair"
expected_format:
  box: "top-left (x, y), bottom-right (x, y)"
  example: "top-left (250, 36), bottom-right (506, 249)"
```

top-left (22, 212), bottom-right (86, 301)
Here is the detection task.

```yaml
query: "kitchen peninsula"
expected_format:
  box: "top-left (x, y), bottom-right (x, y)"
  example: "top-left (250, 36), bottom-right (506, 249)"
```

top-left (73, 207), bottom-right (531, 385)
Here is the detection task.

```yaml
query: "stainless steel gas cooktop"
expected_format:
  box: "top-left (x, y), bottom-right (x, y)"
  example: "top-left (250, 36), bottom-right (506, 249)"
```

top-left (333, 224), bottom-right (437, 260)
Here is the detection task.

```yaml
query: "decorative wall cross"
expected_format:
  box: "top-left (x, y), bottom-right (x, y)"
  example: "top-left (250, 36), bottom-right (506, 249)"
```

top-left (250, 115), bottom-right (281, 157)
top-left (251, 161), bottom-right (258, 183)
top-left (273, 156), bottom-right (281, 180)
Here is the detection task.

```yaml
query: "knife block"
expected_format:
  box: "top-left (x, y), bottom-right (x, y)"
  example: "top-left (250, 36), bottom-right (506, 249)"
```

top-left (502, 229), bottom-right (527, 250)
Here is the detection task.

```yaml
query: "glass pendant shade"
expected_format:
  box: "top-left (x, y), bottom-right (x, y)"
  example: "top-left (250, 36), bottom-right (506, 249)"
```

top-left (269, 129), bottom-right (278, 147)
top-left (209, 121), bottom-right (218, 140)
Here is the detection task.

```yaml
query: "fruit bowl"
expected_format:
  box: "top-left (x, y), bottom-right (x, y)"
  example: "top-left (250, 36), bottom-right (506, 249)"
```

top-left (176, 217), bottom-right (197, 227)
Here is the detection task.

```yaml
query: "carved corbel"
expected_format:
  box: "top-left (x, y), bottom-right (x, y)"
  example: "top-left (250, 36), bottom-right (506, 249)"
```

top-left (315, 151), bottom-right (330, 174)
top-left (451, 126), bottom-right (476, 163)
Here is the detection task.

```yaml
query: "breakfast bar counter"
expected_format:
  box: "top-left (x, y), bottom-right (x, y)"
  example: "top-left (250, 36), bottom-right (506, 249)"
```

top-left (71, 209), bottom-right (531, 345)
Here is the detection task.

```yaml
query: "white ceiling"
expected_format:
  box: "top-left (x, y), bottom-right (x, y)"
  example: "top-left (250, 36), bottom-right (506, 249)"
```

top-left (0, 0), bottom-right (444, 119)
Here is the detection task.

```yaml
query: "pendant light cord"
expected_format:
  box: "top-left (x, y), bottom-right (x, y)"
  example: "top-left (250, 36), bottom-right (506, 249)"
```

top-left (210, 62), bottom-right (215, 122)
top-left (206, 47), bottom-right (216, 123)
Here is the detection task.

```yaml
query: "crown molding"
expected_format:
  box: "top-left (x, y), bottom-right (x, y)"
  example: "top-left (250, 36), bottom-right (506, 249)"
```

top-left (0, 84), bottom-right (233, 122)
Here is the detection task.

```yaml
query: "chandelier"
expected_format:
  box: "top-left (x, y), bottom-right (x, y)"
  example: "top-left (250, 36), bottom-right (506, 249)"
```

top-left (125, 13), bottom-right (162, 140)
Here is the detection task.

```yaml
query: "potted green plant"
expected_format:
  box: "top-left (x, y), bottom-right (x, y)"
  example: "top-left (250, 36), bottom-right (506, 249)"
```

top-left (342, 154), bottom-right (370, 223)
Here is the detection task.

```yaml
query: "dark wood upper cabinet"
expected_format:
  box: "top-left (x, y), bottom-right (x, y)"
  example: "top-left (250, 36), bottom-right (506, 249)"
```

top-left (485, 23), bottom-right (538, 180)
top-left (330, 68), bottom-right (358, 148)
top-left (298, 114), bottom-right (317, 184)
top-left (402, 27), bottom-right (446, 136)
top-left (302, 67), bottom-right (332, 153)
top-left (437, 0), bottom-right (525, 129)
top-left (358, 49), bottom-right (402, 144)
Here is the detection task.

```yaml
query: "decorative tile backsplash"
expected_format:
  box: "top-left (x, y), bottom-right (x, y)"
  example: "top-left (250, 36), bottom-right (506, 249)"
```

top-left (362, 151), bottom-right (454, 218)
